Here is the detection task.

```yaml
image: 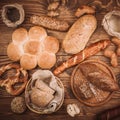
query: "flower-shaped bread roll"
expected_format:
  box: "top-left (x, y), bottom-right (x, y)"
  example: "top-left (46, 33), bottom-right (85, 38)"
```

top-left (7, 26), bottom-right (59, 70)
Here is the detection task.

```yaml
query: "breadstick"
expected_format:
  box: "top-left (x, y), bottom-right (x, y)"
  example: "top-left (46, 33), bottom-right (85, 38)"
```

top-left (53, 40), bottom-right (110, 75)
top-left (30, 15), bottom-right (70, 31)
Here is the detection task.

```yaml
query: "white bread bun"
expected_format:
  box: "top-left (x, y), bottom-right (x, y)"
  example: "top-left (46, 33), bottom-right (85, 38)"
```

top-left (12, 28), bottom-right (28, 44)
top-left (29, 26), bottom-right (47, 41)
top-left (20, 54), bottom-right (37, 70)
top-left (43, 36), bottom-right (59, 53)
top-left (7, 42), bottom-right (23, 61)
top-left (7, 26), bottom-right (59, 70)
top-left (30, 88), bottom-right (54, 107)
top-left (24, 40), bottom-right (41, 55)
top-left (37, 52), bottom-right (56, 69)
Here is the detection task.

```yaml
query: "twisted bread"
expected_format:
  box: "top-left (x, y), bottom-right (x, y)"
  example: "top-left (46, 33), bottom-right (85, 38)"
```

top-left (0, 63), bottom-right (28, 95)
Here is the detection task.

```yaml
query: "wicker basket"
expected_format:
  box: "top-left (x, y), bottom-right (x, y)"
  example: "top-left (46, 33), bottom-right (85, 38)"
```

top-left (25, 77), bottom-right (64, 114)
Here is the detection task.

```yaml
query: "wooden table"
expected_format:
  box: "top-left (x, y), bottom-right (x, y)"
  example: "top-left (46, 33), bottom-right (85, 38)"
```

top-left (0, 0), bottom-right (120, 120)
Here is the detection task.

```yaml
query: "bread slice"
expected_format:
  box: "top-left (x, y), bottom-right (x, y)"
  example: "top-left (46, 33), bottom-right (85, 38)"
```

top-left (31, 88), bottom-right (54, 107)
top-left (35, 79), bottom-right (55, 95)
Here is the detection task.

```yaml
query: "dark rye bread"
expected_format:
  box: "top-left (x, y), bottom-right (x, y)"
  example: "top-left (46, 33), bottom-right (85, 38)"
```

top-left (79, 63), bottom-right (119, 92)
top-left (73, 68), bottom-right (94, 99)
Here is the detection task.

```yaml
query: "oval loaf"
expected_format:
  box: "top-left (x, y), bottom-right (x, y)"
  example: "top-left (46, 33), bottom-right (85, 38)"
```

top-left (63, 15), bottom-right (97, 54)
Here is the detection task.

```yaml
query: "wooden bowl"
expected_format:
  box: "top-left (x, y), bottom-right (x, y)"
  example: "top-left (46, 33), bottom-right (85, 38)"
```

top-left (71, 59), bottom-right (116, 107)
top-left (25, 77), bottom-right (64, 114)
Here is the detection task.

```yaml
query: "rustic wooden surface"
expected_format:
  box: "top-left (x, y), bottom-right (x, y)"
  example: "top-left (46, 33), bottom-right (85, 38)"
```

top-left (0, 0), bottom-right (120, 120)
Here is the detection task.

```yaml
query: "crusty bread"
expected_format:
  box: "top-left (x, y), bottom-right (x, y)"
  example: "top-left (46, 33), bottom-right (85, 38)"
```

top-left (20, 54), bottom-right (37, 70)
top-left (63, 15), bottom-right (97, 54)
top-left (7, 26), bottom-right (59, 70)
top-left (7, 42), bottom-right (23, 61)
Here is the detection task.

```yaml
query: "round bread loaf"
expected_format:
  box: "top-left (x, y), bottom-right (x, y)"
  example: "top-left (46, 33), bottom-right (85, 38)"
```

top-left (11, 97), bottom-right (26, 114)
top-left (7, 26), bottom-right (59, 70)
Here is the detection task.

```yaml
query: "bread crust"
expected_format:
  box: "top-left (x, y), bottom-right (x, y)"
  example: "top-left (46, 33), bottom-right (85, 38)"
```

top-left (54, 40), bottom-right (110, 75)
top-left (63, 15), bottom-right (97, 54)
top-left (20, 54), bottom-right (37, 70)
top-left (30, 15), bottom-right (70, 31)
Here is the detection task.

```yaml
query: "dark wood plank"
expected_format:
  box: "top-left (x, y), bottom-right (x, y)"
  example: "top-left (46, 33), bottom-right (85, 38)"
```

top-left (0, 0), bottom-right (120, 120)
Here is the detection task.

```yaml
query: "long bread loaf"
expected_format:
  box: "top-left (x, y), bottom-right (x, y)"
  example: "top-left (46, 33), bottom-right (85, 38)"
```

top-left (30, 15), bottom-right (70, 31)
top-left (63, 15), bottom-right (97, 54)
top-left (53, 40), bottom-right (110, 75)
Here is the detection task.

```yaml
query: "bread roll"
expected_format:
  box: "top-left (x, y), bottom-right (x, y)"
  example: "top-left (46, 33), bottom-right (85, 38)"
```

top-left (30, 15), bottom-right (70, 31)
top-left (43, 36), bottom-right (59, 53)
top-left (79, 63), bottom-right (119, 92)
top-left (37, 52), bottom-right (56, 69)
top-left (7, 42), bottom-right (23, 61)
top-left (12, 28), bottom-right (28, 44)
top-left (29, 26), bottom-right (47, 41)
top-left (20, 54), bottom-right (37, 70)
top-left (63, 15), bottom-right (97, 54)
top-left (7, 26), bottom-right (59, 70)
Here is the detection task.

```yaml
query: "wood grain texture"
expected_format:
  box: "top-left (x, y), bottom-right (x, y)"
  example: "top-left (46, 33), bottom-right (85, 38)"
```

top-left (0, 0), bottom-right (120, 120)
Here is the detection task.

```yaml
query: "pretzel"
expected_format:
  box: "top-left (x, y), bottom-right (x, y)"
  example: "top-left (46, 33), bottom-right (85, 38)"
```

top-left (0, 63), bottom-right (28, 95)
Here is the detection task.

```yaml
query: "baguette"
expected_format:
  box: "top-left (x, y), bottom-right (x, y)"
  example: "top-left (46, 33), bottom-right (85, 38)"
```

top-left (30, 15), bottom-right (70, 31)
top-left (53, 40), bottom-right (110, 75)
